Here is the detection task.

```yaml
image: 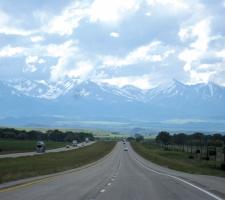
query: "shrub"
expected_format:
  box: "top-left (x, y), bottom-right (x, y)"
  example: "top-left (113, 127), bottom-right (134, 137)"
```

top-left (195, 149), bottom-right (200, 154)
top-left (164, 147), bottom-right (170, 151)
top-left (202, 156), bottom-right (210, 160)
top-left (209, 150), bottom-right (216, 156)
top-left (221, 162), bottom-right (225, 171)
top-left (188, 155), bottom-right (194, 159)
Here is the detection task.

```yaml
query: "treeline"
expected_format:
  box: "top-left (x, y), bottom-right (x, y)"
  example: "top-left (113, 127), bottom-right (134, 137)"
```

top-left (0, 128), bottom-right (94, 142)
top-left (155, 131), bottom-right (225, 162)
top-left (156, 131), bottom-right (225, 147)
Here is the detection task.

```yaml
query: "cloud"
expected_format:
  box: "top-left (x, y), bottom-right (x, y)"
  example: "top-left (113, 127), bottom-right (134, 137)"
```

top-left (46, 40), bottom-right (78, 58)
top-left (146, 0), bottom-right (190, 10)
top-left (178, 18), bottom-right (211, 73)
top-left (0, 46), bottom-right (24, 57)
top-left (50, 54), bottom-right (94, 81)
top-left (145, 12), bottom-right (152, 16)
top-left (45, 2), bottom-right (89, 36)
top-left (67, 61), bottom-right (94, 79)
top-left (0, 0), bottom-right (224, 89)
top-left (45, 0), bottom-right (140, 36)
top-left (47, 40), bottom-right (94, 81)
top-left (24, 56), bottom-right (45, 73)
top-left (89, 0), bottom-right (140, 24)
top-left (110, 32), bottom-right (120, 38)
top-left (102, 41), bottom-right (174, 68)
top-left (30, 35), bottom-right (44, 43)
top-left (0, 9), bottom-right (36, 36)
top-left (100, 75), bottom-right (153, 90)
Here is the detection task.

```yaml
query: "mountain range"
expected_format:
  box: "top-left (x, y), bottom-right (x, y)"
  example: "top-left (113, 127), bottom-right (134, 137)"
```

top-left (0, 79), bottom-right (225, 131)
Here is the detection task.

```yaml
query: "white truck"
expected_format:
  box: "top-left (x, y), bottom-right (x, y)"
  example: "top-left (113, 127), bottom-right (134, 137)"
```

top-left (72, 140), bottom-right (78, 147)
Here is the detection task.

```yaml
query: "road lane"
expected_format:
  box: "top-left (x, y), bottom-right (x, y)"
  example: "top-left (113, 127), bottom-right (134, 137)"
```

top-left (0, 141), bottom-right (95, 159)
top-left (0, 142), bottom-right (224, 200)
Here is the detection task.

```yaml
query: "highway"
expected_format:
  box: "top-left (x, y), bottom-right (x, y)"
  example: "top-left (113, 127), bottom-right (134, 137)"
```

top-left (0, 142), bottom-right (225, 200)
top-left (0, 141), bottom-right (95, 158)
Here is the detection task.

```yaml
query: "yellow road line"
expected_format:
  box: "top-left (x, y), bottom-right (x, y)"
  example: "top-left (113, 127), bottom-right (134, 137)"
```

top-left (0, 177), bottom-right (54, 193)
top-left (0, 144), bottom-right (117, 193)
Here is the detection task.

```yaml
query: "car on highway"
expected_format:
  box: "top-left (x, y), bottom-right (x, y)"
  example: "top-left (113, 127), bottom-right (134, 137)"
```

top-left (124, 147), bottom-right (128, 151)
top-left (36, 141), bottom-right (46, 153)
top-left (72, 140), bottom-right (78, 147)
top-left (65, 145), bottom-right (70, 149)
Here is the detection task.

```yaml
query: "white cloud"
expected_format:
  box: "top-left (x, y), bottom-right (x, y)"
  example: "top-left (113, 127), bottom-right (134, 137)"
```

top-left (102, 41), bottom-right (174, 68)
top-left (216, 49), bottom-right (225, 60)
top-left (110, 32), bottom-right (120, 38)
top-left (48, 40), bottom-right (94, 81)
top-left (0, 46), bottom-right (24, 57)
top-left (47, 40), bottom-right (78, 58)
top-left (50, 54), bottom-right (94, 81)
top-left (100, 75), bottom-right (152, 90)
top-left (145, 12), bottom-right (152, 16)
top-left (67, 61), bottom-right (94, 79)
top-left (0, 10), bottom-right (36, 36)
top-left (178, 18), bottom-right (211, 72)
top-left (46, 2), bottom-right (89, 36)
top-left (89, 0), bottom-right (140, 24)
top-left (188, 70), bottom-right (217, 84)
top-left (26, 56), bottom-right (39, 64)
top-left (0, 27), bottom-right (35, 36)
top-left (30, 35), bottom-right (44, 43)
top-left (23, 64), bottom-right (37, 73)
top-left (24, 55), bottom-right (45, 73)
top-left (146, 0), bottom-right (189, 10)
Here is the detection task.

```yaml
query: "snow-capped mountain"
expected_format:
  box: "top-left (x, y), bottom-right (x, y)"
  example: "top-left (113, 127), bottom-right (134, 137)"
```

top-left (0, 79), bottom-right (225, 128)
top-left (6, 79), bottom-right (78, 99)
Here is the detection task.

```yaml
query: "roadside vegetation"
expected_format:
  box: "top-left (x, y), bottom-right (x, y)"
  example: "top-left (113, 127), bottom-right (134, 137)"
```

top-left (0, 127), bottom-right (95, 154)
top-left (0, 141), bottom-right (115, 184)
top-left (130, 132), bottom-right (225, 177)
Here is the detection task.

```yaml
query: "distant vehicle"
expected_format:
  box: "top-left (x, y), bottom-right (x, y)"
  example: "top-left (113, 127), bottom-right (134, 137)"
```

top-left (36, 141), bottom-right (46, 153)
top-left (85, 138), bottom-right (89, 143)
top-left (72, 140), bottom-right (78, 147)
top-left (124, 147), bottom-right (128, 151)
top-left (65, 145), bottom-right (70, 149)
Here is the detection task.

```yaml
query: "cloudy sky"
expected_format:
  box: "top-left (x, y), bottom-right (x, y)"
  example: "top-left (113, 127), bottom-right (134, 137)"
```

top-left (0, 0), bottom-right (225, 89)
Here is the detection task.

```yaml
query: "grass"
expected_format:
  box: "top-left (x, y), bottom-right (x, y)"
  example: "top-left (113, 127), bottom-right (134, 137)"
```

top-left (131, 141), bottom-right (225, 178)
top-left (0, 139), bottom-right (70, 154)
top-left (0, 141), bottom-right (115, 184)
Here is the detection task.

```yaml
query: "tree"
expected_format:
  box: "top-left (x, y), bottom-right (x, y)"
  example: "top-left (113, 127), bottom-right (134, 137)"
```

top-left (173, 133), bottom-right (187, 151)
top-left (156, 131), bottom-right (171, 146)
top-left (134, 134), bottom-right (144, 142)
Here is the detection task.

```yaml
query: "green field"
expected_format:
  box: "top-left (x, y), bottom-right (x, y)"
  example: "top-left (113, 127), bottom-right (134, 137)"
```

top-left (0, 141), bottom-right (115, 183)
top-left (131, 141), bottom-right (225, 178)
top-left (0, 139), bottom-right (70, 154)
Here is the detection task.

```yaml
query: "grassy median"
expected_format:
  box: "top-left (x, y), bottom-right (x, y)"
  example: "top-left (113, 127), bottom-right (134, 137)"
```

top-left (0, 141), bottom-right (115, 183)
top-left (131, 141), bottom-right (225, 178)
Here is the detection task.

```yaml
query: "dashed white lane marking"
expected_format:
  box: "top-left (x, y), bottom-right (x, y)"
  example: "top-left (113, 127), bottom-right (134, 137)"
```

top-left (134, 157), bottom-right (223, 200)
top-left (100, 189), bottom-right (106, 193)
top-left (107, 182), bottom-right (112, 186)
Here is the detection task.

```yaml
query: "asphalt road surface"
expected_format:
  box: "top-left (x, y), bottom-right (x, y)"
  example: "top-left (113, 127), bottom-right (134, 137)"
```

top-left (0, 142), bottom-right (225, 200)
top-left (0, 141), bottom-right (95, 158)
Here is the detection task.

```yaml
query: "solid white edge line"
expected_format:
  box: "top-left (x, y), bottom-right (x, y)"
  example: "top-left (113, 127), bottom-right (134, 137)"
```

top-left (134, 157), bottom-right (223, 200)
